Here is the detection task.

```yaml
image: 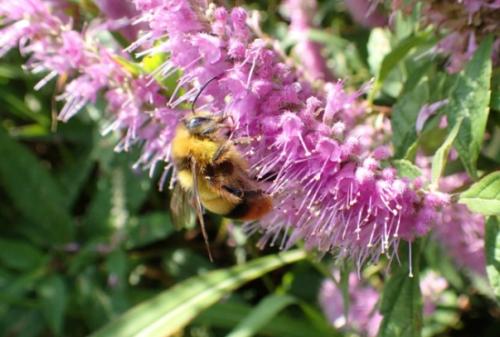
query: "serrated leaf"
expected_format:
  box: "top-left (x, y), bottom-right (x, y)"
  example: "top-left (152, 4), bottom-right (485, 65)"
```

top-left (38, 275), bottom-right (67, 336)
top-left (459, 171), bottom-right (500, 216)
top-left (392, 159), bottom-right (422, 179)
top-left (0, 127), bottom-right (74, 243)
top-left (485, 217), bottom-right (500, 299)
top-left (431, 117), bottom-right (463, 187)
top-left (378, 242), bottom-right (422, 337)
top-left (446, 36), bottom-right (493, 178)
top-left (89, 250), bottom-right (306, 337)
top-left (226, 295), bottom-right (297, 337)
top-left (392, 81), bottom-right (429, 158)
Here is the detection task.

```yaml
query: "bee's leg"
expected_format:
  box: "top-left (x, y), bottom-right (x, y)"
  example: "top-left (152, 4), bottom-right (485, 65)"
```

top-left (212, 142), bottom-right (232, 162)
top-left (212, 136), bottom-right (257, 162)
top-left (232, 136), bottom-right (256, 145)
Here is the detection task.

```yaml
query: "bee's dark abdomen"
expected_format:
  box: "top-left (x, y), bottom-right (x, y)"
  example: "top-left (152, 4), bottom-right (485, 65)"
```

top-left (225, 198), bottom-right (251, 219)
top-left (226, 190), bottom-right (272, 220)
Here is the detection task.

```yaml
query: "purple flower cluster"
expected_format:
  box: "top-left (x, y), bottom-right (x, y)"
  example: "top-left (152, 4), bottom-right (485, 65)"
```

top-left (0, 0), bottom-right (181, 173)
top-left (0, 0), bottom-right (450, 265)
top-left (414, 152), bottom-right (486, 275)
top-left (435, 174), bottom-right (485, 275)
top-left (319, 272), bottom-right (382, 337)
top-left (129, 0), bottom-right (447, 264)
top-left (282, 0), bottom-right (334, 81)
top-left (319, 271), bottom-right (449, 336)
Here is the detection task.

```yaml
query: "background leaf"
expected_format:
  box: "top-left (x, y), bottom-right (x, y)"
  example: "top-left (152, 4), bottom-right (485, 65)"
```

top-left (38, 275), bottom-right (67, 336)
top-left (391, 80), bottom-right (429, 158)
top-left (459, 171), bottom-right (500, 216)
top-left (225, 294), bottom-right (297, 337)
top-left (431, 117), bottom-right (463, 186)
top-left (446, 36), bottom-right (493, 178)
top-left (378, 242), bottom-right (422, 337)
top-left (0, 127), bottom-right (75, 243)
top-left (485, 217), bottom-right (500, 299)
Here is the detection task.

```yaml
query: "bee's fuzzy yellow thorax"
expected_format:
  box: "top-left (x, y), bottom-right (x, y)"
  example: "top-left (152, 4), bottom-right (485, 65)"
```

top-left (171, 125), bottom-right (219, 165)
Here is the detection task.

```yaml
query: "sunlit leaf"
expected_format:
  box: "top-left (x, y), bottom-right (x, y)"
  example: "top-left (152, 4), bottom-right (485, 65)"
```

top-left (485, 217), bottom-right (500, 299)
top-left (392, 159), bottom-right (422, 179)
top-left (431, 117), bottom-right (463, 187)
top-left (369, 32), bottom-right (432, 102)
top-left (459, 171), bottom-right (500, 216)
top-left (446, 36), bottom-right (493, 178)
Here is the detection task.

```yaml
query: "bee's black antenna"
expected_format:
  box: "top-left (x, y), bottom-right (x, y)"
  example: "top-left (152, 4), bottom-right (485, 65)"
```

top-left (191, 74), bottom-right (223, 114)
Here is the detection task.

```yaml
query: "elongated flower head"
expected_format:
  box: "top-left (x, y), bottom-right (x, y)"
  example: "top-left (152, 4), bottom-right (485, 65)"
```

top-left (0, 0), bottom-right (449, 266)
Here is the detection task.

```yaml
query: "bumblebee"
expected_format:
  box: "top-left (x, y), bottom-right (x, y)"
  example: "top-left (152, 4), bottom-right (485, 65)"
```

top-left (170, 112), bottom-right (273, 256)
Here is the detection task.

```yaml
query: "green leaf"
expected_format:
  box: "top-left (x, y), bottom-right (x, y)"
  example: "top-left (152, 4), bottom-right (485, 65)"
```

top-left (391, 80), bottom-right (429, 158)
top-left (56, 125), bottom-right (96, 209)
top-left (89, 250), bottom-right (306, 337)
top-left (367, 29), bottom-right (391, 75)
top-left (491, 69), bottom-right (500, 111)
top-left (423, 240), bottom-right (463, 289)
top-left (485, 217), bottom-right (500, 299)
top-left (459, 171), bottom-right (500, 216)
top-left (369, 32), bottom-right (432, 102)
top-left (446, 36), bottom-right (493, 178)
top-left (195, 301), bottom-right (332, 337)
top-left (0, 239), bottom-right (46, 271)
top-left (339, 267), bottom-right (350, 324)
top-left (38, 275), bottom-right (67, 336)
top-left (112, 55), bottom-right (144, 77)
top-left (163, 248), bottom-right (214, 281)
top-left (0, 91), bottom-right (49, 126)
top-left (226, 295), bottom-right (297, 337)
top-left (0, 127), bottom-right (74, 243)
top-left (126, 213), bottom-right (175, 249)
top-left (0, 310), bottom-right (45, 337)
top-left (431, 117), bottom-right (463, 187)
top-left (378, 241), bottom-right (422, 337)
top-left (392, 159), bottom-right (422, 179)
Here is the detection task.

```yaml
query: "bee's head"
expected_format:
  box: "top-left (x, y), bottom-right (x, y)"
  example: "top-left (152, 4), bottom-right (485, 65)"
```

top-left (183, 113), bottom-right (225, 137)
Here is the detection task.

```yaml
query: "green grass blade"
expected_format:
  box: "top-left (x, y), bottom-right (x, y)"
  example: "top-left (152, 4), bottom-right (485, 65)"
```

top-left (88, 250), bottom-right (306, 337)
top-left (225, 295), bottom-right (296, 337)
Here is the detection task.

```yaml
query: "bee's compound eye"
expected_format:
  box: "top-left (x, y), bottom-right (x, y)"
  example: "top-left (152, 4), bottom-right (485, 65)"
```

top-left (185, 116), bottom-right (211, 130)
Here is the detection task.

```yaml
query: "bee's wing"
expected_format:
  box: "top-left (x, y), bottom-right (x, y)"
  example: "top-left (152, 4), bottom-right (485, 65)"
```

top-left (191, 160), bottom-right (213, 261)
top-left (169, 182), bottom-right (196, 230)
